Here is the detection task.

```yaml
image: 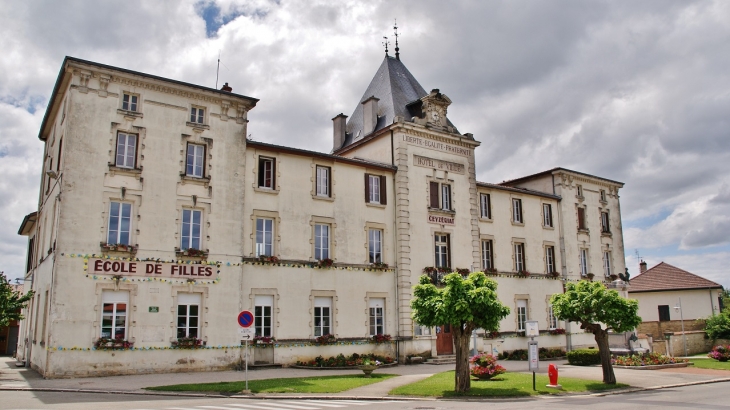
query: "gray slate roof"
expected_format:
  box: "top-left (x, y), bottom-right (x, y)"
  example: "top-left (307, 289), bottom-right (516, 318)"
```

top-left (340, 56), bottom-right (459, 150)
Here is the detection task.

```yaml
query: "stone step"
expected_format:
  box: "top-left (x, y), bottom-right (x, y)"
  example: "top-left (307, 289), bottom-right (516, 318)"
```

top-left (425, 355), bottom-right (456, 365)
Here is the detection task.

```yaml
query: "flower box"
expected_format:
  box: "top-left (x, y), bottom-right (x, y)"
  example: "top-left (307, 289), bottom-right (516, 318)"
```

top-left (100, 242), bottom-right (136, 254)
top-left (94, 337), bottom-right (133, 350)
top-left (171, 337), bottom-right (205, 349)
top-left (370, 262), bottom-right (389, 270)
top-left (315, 333), bottom-right (337, 344)
top-left (175, 248), bottom-right (208, 259)
top-left (317, 258), bottom-right (334, 268)
top-left (371, 334), bottom-right (392, 343)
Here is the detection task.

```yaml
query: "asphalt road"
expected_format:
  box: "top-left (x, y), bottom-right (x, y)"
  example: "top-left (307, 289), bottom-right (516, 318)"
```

top-left (2, 382), bottom-right (730, 410)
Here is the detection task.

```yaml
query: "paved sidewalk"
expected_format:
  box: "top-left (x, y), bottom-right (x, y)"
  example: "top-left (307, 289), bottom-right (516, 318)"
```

top-left (1, 356), bottom-right (729, 398)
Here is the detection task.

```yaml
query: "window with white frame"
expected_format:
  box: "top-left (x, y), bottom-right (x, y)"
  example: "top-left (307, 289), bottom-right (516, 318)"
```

top-left (414, 323), bottom-right (432, 336)
top-left (368, 229), bottom-right (383, 264)
top-left (577, 184), bottom-right (583, 197)
top-left (434, 233), bottom-right (450, 268)
top-left (181, 209), bottom-right (202, 250)
top-left (101, 290), bottom-right (128, 339)
top-left (313, 297), bottom-right (332, 337)
top-left (186, 143), bottom-right (205, 178)
top-left (369, 298), bottom-right (385, 336)
top-left (516, 299), bottom-right (528, 332)
top-left (545, 246), bottom-right (556, 273)
top-left (429, 181), bottom-right (452, 211)
top-left (122, 93), bottom-right (138, 112)
top-left (481, 239), bottom-right (494, 270)
top-left (543, 203), bottom-right (553, 227)
top-left (514, 242), bottom-right (525, 272)
top-left (107, 201), bottom-right (131, 245)
top-left (115, 132), bottom-right (137, 169)
top-left (176, 293), bottom-right (200, 338)
top-left (512, 198), bottom-right (523, 223)
top-left (256, 218), bottom-right (274, 257)
top-left (548, 303), bottom-right (558, 330)
top-left (601, 211), bottom-right (610, 233)
top-left (190, 106), bottom-right (205, 124)
top-left (600, 189), bottom-right (607, 202)
top-left (603, 251), bottom-right (612, 277)
top-left (316, 166), bottom-right (331, 197)
top-left (314, 223), bottom-right (330, 260)
top-left (579, 248), bottom-right (589, 276)
top-left (258, 157), bottom-right (276, 189)
top-left (480, 193), bottom-right (491, 219)
top-left (365, 174), bottom-right (386, 204)
top-left (255, 295), bottom-right (273, 337)
top-left (441, 184), bottom-right (452, 210)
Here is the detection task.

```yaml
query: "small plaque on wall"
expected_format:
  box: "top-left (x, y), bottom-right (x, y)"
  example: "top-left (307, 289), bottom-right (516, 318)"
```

top-left (149, 306), bottom-right (159, 313)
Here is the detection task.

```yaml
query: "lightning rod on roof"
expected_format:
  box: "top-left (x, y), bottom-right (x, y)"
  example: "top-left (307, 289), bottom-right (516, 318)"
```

top-left (393, 19), bottom-right (400, 60)
top-left (382, 36), bottom-right (389, 56)
top-left (215, 50), bottom-right (221, 89)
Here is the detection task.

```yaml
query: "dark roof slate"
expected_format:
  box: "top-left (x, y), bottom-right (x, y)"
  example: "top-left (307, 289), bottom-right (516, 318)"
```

top-left (500, 167), bottom-right (624, 187)
top-left (628, 262), bottom-right (723, 293)
top-left (247, 140), bottom-right (396, 171)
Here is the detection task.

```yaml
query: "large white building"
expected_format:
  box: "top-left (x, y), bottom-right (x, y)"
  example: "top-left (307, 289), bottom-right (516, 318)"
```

top-left (17, 54), bottom-right (625, 377)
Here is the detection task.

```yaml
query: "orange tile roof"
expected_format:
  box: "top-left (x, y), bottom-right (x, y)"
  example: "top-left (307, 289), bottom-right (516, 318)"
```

top-left (628, 262), bottom-right (723, 293)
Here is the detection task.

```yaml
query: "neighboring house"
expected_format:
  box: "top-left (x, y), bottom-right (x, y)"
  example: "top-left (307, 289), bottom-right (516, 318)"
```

top-left (630, 261), bottom-right (723, 353)
top-left (0, 284), bottom-right (23, 356)
top-left (16, 53), bottom-right (626, 377)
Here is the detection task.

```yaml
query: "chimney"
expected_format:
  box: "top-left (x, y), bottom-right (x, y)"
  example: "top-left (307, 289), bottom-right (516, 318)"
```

top-left (332, 113), bottom-right (347, 150)
top-left (220, 82), bottom-right (232, 92)
top-left (639, 260), bottom-right (647, 273)
top-left (361, 96), bottom-right (379, 136)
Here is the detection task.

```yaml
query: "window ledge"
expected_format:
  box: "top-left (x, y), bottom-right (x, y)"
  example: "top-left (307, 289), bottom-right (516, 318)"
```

top-left (479, 217), bottom-right (493, 223)
top-left (175, 248), bottom-right (209, 259)
top-left (543, 225), bottom-right (554, 230)
top-left (511, 221), bottom-right (525, 227)
top-left (366, 202), bottom-right (386, 209)
top-left (100, 243), bottom-right (137, 255)
top-left (108, 164), bottom-right (142, 177)
top-left (428, 208), bottom-right (455, 215)
top-left (117, 109), bottom-right (143, 119)
top-left (576, 195), bottom-right (585, 202)
top-left (578, 228), bottom-right (590, 234)
top-left (600, 199), bottom-right (608, 205)
top-left (254, 186), bottom-right (279, 195)
top-left (186, 122), bottom-right (210, 131)
top-left (312, 194), bottom-right (335, 202)
top-left (601, 231), bottom-right (612, 237)
top-left (180, 174), bottom-right (211, 186)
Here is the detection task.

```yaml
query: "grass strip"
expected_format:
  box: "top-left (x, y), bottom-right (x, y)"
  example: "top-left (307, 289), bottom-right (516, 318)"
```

top-left (146, 373), bottom-right (397, 393)
top-left (389, 371), bottom-right (627, 397)
top-left (690, 360), bottom-right (730, 370)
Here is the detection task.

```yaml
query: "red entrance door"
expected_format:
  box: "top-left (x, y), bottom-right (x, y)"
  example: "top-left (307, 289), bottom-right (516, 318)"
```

top-left (436, 324), bottom-right (453, 355)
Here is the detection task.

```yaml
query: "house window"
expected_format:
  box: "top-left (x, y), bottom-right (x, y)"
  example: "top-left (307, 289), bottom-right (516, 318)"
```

top-left (577, 184), bottom-right (583, 197)
top-left (481, 239), bottom-right (494, 270)
top-left (255, 295), bottom-right (274, 337)
top-left (313, 297), bottom-right (332, 337)
top-left (122, 93), bottom-right (138, 112)
top-left (429, 181), bottom-right (452, 211)
top-left (548, 304), bottom-right (558, 330)
top-left (577, 207), bottom-right (587, 230)
top-left (601, 211), bottom-right (610, 233)
top-left (514, 243), bottom-right (526, 272)
top-left (190, 107), bottom-right (205, 124)
top-left (516, 299), bottom-right (528, 332)
top-left (107, 201), bottom-right (132, 245)
top-left (186, 143), bottom-right (205, 178)
top-left (314, 224), bottom-right (330, 260)
top-left (101, 290), bottom-right (128, 339)
top-left (176, 293), bottom-right (200, 338)
top-left (600, 189), bottom-right (607, 202)
top-left (368, 229), bottom-right (383, 264)
top-left (369, 298), bottom-right (385, 336)
top-left (258, 157), bottom-right (276, 189)
top-left (434, 233), bottom-right (450, 268)
top-left (365, 174), bottom-right (386, 204)
top-left (480, 193), bottom-right (491, 219)
top-left (579, 248), bottom-right (588, 276)
top-left (658, 305), bottom-right (670, 322)
top-left (414, 323), bottom-right (432, 336)
top-left (115, 132), bottom-right (137, 169)
top-left (255, 218), bottom-right (274, 257)
top-left (316, 166), bottom-right (331, 197)
top-left (603, 251), bottom-right (612, 276)
top-left (543, 204), bottom-right (553, 227)
top-left (512, 198), bottom-right (523, 223)
top-left (545, 246), bottom-right (555, 273)
top-left (181, 209), bottom-right (202, 250)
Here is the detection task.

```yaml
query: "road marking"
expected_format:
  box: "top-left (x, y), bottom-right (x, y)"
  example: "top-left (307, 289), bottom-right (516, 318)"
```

top-left (214, 404), bottom-right (318, 410)
top-left (315, 400), bottom-right (374, 405)
top-left (281, 401), bottom-right (347, 408)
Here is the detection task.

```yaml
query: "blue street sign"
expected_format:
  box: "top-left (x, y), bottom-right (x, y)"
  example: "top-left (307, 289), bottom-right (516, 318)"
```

top-left (238, 310), bottom-right (254, 328)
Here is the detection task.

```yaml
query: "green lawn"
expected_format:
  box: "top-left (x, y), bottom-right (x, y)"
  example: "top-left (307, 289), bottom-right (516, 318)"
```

top-left (690, 360), bottom-right (730, 370)
top-left (146, 373), bottom-right (397, 394)
top-left (389, 371), bottom-right (628, 397)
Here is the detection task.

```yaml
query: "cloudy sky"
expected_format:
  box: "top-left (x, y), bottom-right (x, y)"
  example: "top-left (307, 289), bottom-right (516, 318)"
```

top-left (1, 0), bottom-right (729, 287)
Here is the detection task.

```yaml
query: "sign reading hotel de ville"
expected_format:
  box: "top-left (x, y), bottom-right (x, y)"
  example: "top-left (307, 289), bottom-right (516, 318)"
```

top-left (88, 258), bottom-right (215, 278)
top-left (413, 155), bottom-right (465, 174)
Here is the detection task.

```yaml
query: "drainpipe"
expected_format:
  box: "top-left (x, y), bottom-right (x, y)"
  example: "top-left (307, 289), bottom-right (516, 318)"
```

top-left (554, 176), bottom-right (572, 351)
top-left (390, 129), bottom-right (400, 361)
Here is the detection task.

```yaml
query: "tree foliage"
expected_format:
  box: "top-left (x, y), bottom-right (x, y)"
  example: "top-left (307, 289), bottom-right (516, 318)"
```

top-left (703, 311), bottom-right (730, 340)
top-left (551, 280), bottom-right (641, 384)
top-left (0, 273), bottom-right (34, 328)
top-left (412, 272), bottom-right (510, 393)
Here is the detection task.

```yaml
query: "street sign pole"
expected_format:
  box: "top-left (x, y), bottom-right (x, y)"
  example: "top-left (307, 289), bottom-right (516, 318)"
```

top-left (245, 339), bottom-right (248, 391)
top-left (237, 310), bottom-right (255, 393)
top-left (526, 321), bottom-right (539, 391)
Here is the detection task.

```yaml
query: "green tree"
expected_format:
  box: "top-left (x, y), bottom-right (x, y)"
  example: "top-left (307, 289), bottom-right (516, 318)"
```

top-left (0, 272), bottom-right (34, 328)
top-left (411, 272), bottom-right (510, 393)
top-left (551, 280), bottom-right (641, 384)
top-left (703, 311), bottom-right (730, 340)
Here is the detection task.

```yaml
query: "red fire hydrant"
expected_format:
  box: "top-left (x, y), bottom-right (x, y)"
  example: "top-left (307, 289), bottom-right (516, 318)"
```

top-left (547, 363), bottom-right (562, 389)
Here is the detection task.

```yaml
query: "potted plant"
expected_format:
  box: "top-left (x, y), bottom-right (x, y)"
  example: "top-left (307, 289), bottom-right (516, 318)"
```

top-left (547, 271), bottom-right (560, 278)
top-left (175, 248), bottom-right (208, 258)
top-left (709, 345), bottom-right (730, 362)
top-left (317, 258), bottom-right (334, 268)
top-left (315, 333), bottom-right (337, 345)
top-left (172, 337), bottom-right (204, 348)
top-left (516, 270), bottom-right (530, 277)
top-left (485, 267), bottom-right (498, 275)
top-left (94, 336), bottom-right (133, 350)
top-left (549, 328), bottom-right (566, 335)
top-left (585, 273), bottom-right (595, 280)
top-left (253, 335), bottom-right (276, 345)
top-left (486, 330), bottom-right (500, 339)
top-left (358, 357), bottom-right (381, 377)
top-left (456, 268), bottom-right (470, 276)
top-left (609, 274), bottom-right (619, 281)
top-left (100, 242), bottom-right (136, 253)
top-left (258, 255), bottom-right (280, 264)
top-left (470, 353), bottom-right (506, 380)
top-left (370, 262), bottom-right (389, 270)
top-left (371, 334), bottom-right (392, 343)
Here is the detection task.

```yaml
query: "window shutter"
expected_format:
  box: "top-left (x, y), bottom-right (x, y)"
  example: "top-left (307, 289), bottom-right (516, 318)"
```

top-left (429, 182), bottom-right (439, 208)
top-left (364, 174), bottom-right (370, 202)
top-left (258, 158), bottom-right (264, 187)
top-left (446, 234), bottom-right (451, 269)
top-left (328, 167), bottom-right (332, 197)
top-left (271, 159), bottom-right (276, 189)
top-left (577, 207), bottom-right (585, 230)
top-left (380, 175), bottom-right (387, 205)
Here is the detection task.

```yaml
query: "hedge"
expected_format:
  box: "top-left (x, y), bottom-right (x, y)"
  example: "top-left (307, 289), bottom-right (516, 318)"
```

top-left (567, 349), bottom-right (601, 366)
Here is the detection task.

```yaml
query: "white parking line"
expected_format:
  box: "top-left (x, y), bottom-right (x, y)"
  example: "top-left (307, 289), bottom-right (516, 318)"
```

top-left (281, 401), bottom-right (347, 408)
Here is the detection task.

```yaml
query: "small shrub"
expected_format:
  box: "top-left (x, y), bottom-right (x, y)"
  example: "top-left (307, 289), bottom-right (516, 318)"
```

top-left (709, 345), bottom-right (730, 362)
top-left (704, 313), bottom-right (730, 340)
top-left (315, 334), bottom-right (337, 344)
top-left (567, 349), bottom-right (601, 366)
top-left (613, 352), bottom-right (687, 366)
top-left (470, 353), bottom-right (506, 380)
top-left (371, 334), bottom-right (392, 343)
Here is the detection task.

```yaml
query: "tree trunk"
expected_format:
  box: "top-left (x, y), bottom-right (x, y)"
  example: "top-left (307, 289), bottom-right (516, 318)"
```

top-left (453, 325), bottom-right (472, 392)
top-left (594, 329), bottom-right (616, 384)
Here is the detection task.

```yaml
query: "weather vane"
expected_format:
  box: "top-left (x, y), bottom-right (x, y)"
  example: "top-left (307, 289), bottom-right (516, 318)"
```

top-left (382, 36), bottom-right (390, 56)
top-left (393, 19), bottom-right (400, 60)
